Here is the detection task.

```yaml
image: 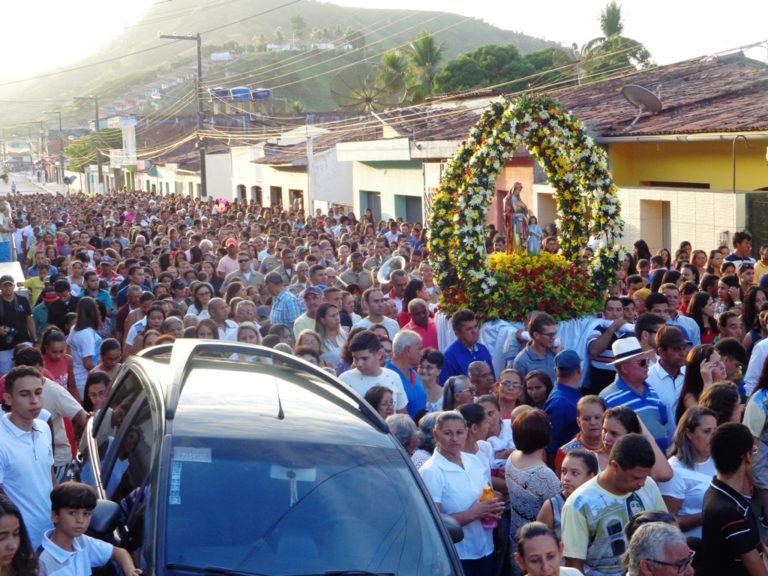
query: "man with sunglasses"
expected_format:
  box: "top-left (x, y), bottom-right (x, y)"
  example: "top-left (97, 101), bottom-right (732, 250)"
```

top-left (699, 423), bottom-right (765, 576)
top-left (513, 312), bottom-right (560, 382)
top-left (599, 337), bottom-right (671, 453)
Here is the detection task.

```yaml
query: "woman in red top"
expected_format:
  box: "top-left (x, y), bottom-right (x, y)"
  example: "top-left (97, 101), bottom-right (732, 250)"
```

top-left (41, 327), bottom-right (79, 402)
top-left (688, 292), bottom-right (718, 344)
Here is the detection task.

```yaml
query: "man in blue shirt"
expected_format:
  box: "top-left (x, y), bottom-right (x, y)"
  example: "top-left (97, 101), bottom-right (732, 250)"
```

top-left (513, 312), bottom-right (560, 381)
top-left (439, 309), bottom-right (494, 385)
top-left (599, 337), bottom-right (670, 453)
top-left (265, 271), bottom-right (303, 331)
top-left (544, 349), bottom-right (583, 463)
top-left (386, 330), bottom-right (427, 420)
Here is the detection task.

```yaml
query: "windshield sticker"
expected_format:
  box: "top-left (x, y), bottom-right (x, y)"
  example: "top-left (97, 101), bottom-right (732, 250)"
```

top-left (169, 461), bottom-right (182, 506)
top-left (173, 446), bottom-right (212, 463)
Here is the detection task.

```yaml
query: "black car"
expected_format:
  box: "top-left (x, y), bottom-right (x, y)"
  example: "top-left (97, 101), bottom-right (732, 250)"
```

top-left (81, 340), bottom-right (462, 575)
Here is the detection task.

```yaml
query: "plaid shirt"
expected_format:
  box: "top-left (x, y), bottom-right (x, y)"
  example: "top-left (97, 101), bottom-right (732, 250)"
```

top-left (270, 287), bottom-right (303, 329)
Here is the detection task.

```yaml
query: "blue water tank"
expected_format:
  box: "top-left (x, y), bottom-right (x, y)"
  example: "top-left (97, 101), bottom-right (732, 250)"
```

top-left (231, 86), bottom-right (250, 101)
top-left (209, 87), bottom-right (230, 100)
top-left (251, 88), bottom-right (272, 100)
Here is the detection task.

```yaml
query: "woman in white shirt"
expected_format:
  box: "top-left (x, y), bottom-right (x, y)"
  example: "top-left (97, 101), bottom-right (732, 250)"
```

top-left (315, 303), bottom-right (347, 368)
top-left (514, 521), bottom-right (584, 576)
top-left (419, 411), bottom-right (504, 576)
top-left (67, 297), bottom-right (103, 398)
top-left (658, 406), bottom-right (718, 538)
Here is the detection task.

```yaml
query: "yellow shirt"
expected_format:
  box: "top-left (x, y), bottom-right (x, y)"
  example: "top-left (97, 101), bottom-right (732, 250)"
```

top-left (22, 277), bottom-right (46, 305)
top-left (754, 261), bottom-right (768, 285)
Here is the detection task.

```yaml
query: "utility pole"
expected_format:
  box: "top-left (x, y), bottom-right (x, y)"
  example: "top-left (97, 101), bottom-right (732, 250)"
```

top-left (45, 110), bottom-right (65, 193)
top-left (160, 33), bottom-right (207, 198)
top-left (74, 96), bottom-right (103, 193)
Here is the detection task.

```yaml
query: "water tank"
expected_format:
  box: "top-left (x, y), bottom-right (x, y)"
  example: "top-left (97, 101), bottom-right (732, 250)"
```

top-left (230, 86), bottom-right (250, 101)
top-left (209, 87), bottom-right (231, 100)
top-left (251, 88), bottom-right (272, 101)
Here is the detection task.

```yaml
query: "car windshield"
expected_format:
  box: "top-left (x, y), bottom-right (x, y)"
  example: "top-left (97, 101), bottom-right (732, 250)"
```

top-left (163, 436), bottom-right (454, 576)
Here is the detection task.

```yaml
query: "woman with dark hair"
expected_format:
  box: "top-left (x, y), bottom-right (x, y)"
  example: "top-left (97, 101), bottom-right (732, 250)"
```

top-left (513, 521), bottom-right (574, 576)
top-left (692, 249), bottom-right (708, 279)
top-left (505, 409), bottom-right (561, 576)
top-left (657, 247), bottom-right (671, 269)
top-left (687, 291), bottom-right (718, 344)
top-left (677, 344), bottom-right (727, 420)
top-left (621, 253), bottom-right (637, 276)
top-left (419, 411), bottom-right (504, 576)
top-left (442, 375), bottom-right (475, 411)
top-left (41, 327), bottom-right (78, 401)
top-left (224, 281), bottom-right (246, 304)
top-left (658, 406), bottom-right (717, 538)
top-left (397, 277), bottom-right (429, 327)
top-left (660, 269), bottom-right (681, 287)
top-left (633, 239), bottom-right (652, 263)
top-left (364, 385), bottom-right (395, 420)
top-left (0, 493), bottom-right (38, 576)
top-left (597, 406), bottom-right (672, 481)
top-left (459, 403), bottom-right (494, 475)
top-left (680, 262), bottom-right (700, 286)
top-left (699, 382), bottom-right (742, 425)
top-left (523, 370), bottom-right (554, 409)
top-left (91, 338), bottom-right (122, 383)
top-left (706, 249), bottom-right (724, 277)
top-left (188, 282), bottom-right (213, 319)
top-left (715, 274), bottom-right (741, 316)
top-left (418, 348), bottom-right (444, 413)
top-left (67, 296), bottom-right (102, 398)
top-left (741, 287), bottom-right (768, 338)
top-left (195, 319), bottom-right (219, 339)
top-left (82, 371), bottom-right (111, 413)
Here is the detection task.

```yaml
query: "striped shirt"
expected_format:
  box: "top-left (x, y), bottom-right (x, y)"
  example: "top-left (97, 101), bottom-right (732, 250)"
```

top-left (599, 377), bottom-right (670, 453)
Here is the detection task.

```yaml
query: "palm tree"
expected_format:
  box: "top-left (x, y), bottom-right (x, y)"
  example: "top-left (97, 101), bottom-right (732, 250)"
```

top-left (581, 1), bottom-right (652, 77)
top-left (379, 51), bottom-right (408, 97)
top-left (405, 32), bottom-right (445, 102)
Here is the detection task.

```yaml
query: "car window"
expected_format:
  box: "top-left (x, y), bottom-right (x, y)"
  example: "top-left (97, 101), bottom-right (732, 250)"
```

top-left (164, 437), bottom-right (453, 576)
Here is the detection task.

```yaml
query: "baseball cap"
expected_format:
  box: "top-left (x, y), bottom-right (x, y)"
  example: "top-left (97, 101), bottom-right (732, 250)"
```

top-left (738, 261), bottom-right (754, 273)
top-left (554, 350), bottom-right (581, 374)
top-left (99, 256), bottom-right (114, 266)
top-left (633, 288), bottom-right (651, 301)
top-left (302, 286), bottom-right (322, 298)
top-left (0, 275), bottom-right (14, 286)
top-left (170, 279), bottom-right (187, 291)
top-left (225, 237), bottom-right (237, 247)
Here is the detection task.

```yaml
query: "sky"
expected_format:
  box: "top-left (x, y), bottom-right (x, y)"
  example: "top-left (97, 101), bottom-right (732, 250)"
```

top-left (2, 0), bottom-right (767, 79)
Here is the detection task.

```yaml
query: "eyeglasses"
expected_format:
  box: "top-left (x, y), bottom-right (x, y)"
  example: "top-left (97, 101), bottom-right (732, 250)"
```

top-left (500, 380), bottom-right (523, 390)
top-left (539, 331), bottom-right (557, 338)
top-left (647, 551), bottom-right (695, 574)
top-left (631, 359), bottom-right (649, 368)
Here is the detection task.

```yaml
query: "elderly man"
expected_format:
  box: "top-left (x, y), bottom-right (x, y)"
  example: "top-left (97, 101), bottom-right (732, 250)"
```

top-left (625, 522), bottom-right (693, 576)
top-left (386, 330), bottom-right (427, 419)
top-left (599, 337), bottom-right (672, 452)
top-left (467, 360), bottom-right (495, 397)
top-left (403, 298), bottom-right (437, 349)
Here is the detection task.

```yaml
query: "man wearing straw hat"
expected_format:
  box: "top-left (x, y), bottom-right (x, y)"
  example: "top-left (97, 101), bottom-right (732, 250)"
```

top-left (599, 337), bottom-right (672, 453)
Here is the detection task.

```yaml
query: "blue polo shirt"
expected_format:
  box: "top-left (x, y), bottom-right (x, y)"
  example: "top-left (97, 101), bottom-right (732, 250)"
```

top-left (386, 360), bottom-right (427, 420)
top-left (439, 340), bottom-right (495, 385)
top-left (544, 383), bottom-right (582, 455)
top-left (513, 343), bottom-right (556, 381)
top-left (599, 377), bottom-right (670, 453)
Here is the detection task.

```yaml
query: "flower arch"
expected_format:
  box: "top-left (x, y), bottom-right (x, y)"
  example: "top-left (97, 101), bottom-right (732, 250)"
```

top-left (428, 93), bottom-right (625, 321)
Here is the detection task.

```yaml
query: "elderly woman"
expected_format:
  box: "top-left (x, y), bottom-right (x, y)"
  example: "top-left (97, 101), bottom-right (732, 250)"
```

top-left (658, 406), bottom-right (717, 538)
top-left (442, 375), bottom-right (475, 411)
top-left (385, 413), bottom-right (419, 455)
top-left (419, 411), bottom-right (504, 576)
top-left (411, 411), bottom-right (439, 470)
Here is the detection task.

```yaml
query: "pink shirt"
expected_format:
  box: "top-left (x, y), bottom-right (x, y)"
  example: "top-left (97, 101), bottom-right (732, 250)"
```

top-left (404, 318), bottom-right (439, 350)
top-left (216, 255), bottom-right (239, 277)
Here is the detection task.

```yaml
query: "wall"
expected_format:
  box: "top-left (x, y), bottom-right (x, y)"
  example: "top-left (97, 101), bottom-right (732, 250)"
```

top-left (533, 184), bottom-right (743, 253)
top-left (206, 153), bottom-right (232, 200)
top-left (351, 160), bottom-right (423, 220)
top-left (608, 139), bottom-right (768, 191)
top-left (308, 147), bottom-right (353, 210)
top-left (261, 166), bottom-right (307, 209)
top-left (230, 145), bottom-right (265, 201)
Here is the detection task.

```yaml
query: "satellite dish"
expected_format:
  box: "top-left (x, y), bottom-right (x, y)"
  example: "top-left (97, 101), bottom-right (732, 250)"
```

top-left (330, 63), bottom-right (406, 113)
top-left (621, 84), bottom-right (662, 132)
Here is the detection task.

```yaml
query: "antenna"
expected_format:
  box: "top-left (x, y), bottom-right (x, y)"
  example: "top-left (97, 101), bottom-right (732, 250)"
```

top-left (621, 84), bottom-right (663, 132)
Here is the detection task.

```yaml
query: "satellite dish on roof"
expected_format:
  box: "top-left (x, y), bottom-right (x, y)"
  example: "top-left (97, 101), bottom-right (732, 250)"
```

top-left (621, 84), bottom-right (662, 132)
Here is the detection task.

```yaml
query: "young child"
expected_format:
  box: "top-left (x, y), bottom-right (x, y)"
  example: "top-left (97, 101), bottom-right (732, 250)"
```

top-left (18, 262), bottom-right (49, 305)
top-left (38, 482), bottom-right (141, 576)
top-left (536, 449), bottom-right (598, 541)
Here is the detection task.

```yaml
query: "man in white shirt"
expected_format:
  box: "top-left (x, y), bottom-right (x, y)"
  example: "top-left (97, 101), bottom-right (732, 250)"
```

top-left (353, 287), bottom-right (400, 340)
top-left (208, 298), bottom-right (237, 341)
top-left (338, 331), bottom-right (408, 413)
top-left (646, 326), bottom-right (688, 440)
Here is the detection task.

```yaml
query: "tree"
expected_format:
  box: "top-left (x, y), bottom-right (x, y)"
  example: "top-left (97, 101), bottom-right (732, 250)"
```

top-left (274, 27), bottom-right (285, 46)
top-left (434, 45), bottom-right (528, 94)
top-left (405, 32), bottom-right (445, 102)
top-left (290, 15), bottom-right (307, 45)
top-left (379, 51), bottom-right (408, 96)
top-left (64, 128), bottom-right (122, 173)
top-left (252, 33), bottom-right (267, 52)
top-left (582, 1), bottom-right (652, 76)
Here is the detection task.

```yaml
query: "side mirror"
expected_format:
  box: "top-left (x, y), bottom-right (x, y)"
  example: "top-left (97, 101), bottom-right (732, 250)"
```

top-left (441, 513), bottom-right (464, 544)
top-left (88, 499), bottom-right (120, 537)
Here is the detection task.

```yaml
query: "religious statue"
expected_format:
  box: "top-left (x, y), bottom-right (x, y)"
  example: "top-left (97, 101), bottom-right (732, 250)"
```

top-left (504, 182), bottom-right (529, 253)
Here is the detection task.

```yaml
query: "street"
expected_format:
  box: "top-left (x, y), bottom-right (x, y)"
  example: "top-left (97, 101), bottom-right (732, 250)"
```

top-left (0, 172), bottom-right (61, 196)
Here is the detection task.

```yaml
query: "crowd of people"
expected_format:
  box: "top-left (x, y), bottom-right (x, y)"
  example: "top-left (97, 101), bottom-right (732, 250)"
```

top-left (1, 189), bottom-right (768, 576)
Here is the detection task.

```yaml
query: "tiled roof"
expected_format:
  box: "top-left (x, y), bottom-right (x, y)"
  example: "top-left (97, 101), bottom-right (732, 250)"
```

top-left (552, 53), bottom-right (768, 137)
top-left (254, 106), bottom-right (480, 166)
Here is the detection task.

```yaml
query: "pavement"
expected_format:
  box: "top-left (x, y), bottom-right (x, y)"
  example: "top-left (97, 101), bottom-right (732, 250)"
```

top-left (0, 172), bottom-right (65, 196)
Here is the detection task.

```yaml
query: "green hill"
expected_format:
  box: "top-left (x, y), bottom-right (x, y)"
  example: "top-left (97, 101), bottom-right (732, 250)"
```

top-left (0, 0), bottom-right (557, 123)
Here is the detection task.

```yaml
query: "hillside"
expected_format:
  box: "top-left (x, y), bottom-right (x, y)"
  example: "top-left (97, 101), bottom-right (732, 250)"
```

top-left (0, 0), bottom-right (557, 123)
